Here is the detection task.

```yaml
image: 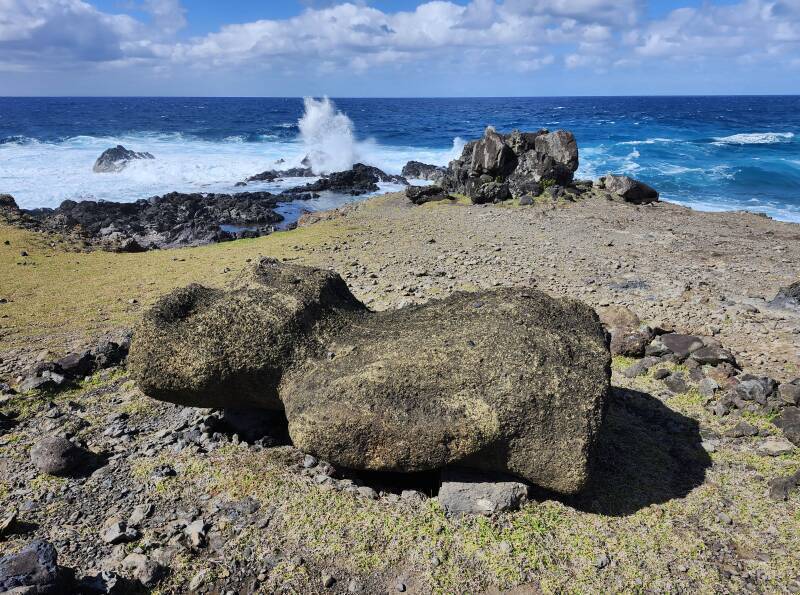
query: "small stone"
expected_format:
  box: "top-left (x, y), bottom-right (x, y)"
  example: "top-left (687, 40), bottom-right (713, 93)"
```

top-left (189, 569), bottom-right (209, 591)
top-left (322, 574), bottom-right (336, 589)
top-left (717, 512), bottom-right (733, 525)
top-left (757, 437), bottom-right (795, 457)
top-left (184, 519), bottom-right (208, 548)
top-left (691, 346), bottom-right (737, 366)
top-left (768, 476), bottom-right (796, 501)
top-left (122, 553), bottom-right (164, 588)
top-left (357, 486), bottom-right (378, 500)
top-left (594, 553), bottom-right (611, 569)
top-left (438, 468), bottom-right (528, 515)
top-left (778, 383), bottom-right (800, 406)
top-left (698, 378), bottom-right (720, 397)
top-left (774, 407), bottom-right (800, 446)
top-left (724, 421), bottom-right (759, 439)
top-left (129, 503), bottom-right (155, 527)
top-left (395, 581), bottom-right (407, 592)
top-left (0, 509), bottom-right (16, 536)
top-left (103, 521), bottom-right (139, 545)
top-left (20, 250), bottom-right (28, 257)
top-left (652, 368), bottom-right (670, 380)
top-left (303, 454), bottom-right (318, 468)
top-left (664, 373), bottom-right (689, 394)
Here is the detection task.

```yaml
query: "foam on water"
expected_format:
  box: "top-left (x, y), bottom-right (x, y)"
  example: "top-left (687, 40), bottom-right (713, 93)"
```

top-left (0, 100), bottom-right (462, 210)
top-left (712, 132), bottom-right (795, 145)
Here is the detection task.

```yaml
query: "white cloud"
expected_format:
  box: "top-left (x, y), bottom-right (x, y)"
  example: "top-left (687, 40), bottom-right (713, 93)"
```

top-left (0, 0), bottom-right (799, 80)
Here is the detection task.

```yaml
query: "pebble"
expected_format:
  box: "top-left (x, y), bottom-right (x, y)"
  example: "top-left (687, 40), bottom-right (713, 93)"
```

top-left (322, 574), bottom-right (336, 589)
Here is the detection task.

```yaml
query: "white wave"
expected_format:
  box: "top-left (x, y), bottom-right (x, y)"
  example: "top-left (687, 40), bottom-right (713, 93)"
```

top-left (298, 97), bottom-right (360, 174)
top-left (712, 132), bottom-right (795, 145)
top-left (618, 138), bottom-right (675, 146)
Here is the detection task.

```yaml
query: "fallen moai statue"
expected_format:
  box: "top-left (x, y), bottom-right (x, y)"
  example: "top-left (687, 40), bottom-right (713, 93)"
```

top-left (129, 258), bottom-right (610, 494)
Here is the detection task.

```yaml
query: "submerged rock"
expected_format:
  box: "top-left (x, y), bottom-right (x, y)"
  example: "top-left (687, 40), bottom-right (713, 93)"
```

top-left (131, 258), bottom-right (610, 494)
top-left (93, 145), bottom-right (154, 173)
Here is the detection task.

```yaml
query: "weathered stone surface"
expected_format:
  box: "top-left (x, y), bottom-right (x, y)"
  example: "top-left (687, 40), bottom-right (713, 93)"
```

top-left (133, 259), bottom-right (610, 494)
top-left (281, 289), bottom-right (609, 494)
top-left (0, 539), bottom-right (63, 594)
top-left (770, 281), bottom-right (800, 310)
top-left (600, 175), bottom-right (659, 204)
top-left (441, 127), bottom-right (579, 203)
top-left (774, 407), bottom-right (800, 446)
top-left (691, 345), bottom-right (737, 366)
top-left (659, 334), bottom-right (704, 359)
top-left (93, 145), bottom-right (154, 173)
top-left (402, 161), bottom-right (446, 181)
top-left (438, 469), bottom-right (529, 515)
top-left (406, 185), bottom-right (451, 205)
top-left (129, 258), bottom-right (365, 410)
top-left (29, 436), bottom-right (86, 476)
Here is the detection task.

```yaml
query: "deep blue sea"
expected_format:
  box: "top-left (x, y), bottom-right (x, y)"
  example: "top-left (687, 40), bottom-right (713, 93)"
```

top-left (1, 96), bottom-right (799, 221)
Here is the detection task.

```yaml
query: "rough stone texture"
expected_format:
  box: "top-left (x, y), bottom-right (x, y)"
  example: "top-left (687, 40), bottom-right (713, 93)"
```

top-left (438, 469), bottom-right (529, 515)
top-left (659, 334), bottom-right (705, 359)
top-left (24, 191), bottom-right (284, 250)
top-left (93, 145), bottom-right (154, 173)
top-left (597, 305), bottom-right (653, 357)
top-left (770, 281), bottom-right (800, 310)
top-left (281, 289), bottom-right (610, 494)
top-left (283, 163), bottom-right (407, 197)
top-left (0, 539), bottom-right (62, 594)
top-left (402, 161), bottom-right (446, 181)
top-left (29, 436), bottom-right (86, 476)
top-left (774, 407), bottom-right (800, 446)
top-left (441, 127), bottom-right (579, 203)
top-left (406, 185), bottom-right (451, 205)
top-left (132, 259), bottom-right (610, 494)
top-left (129, 258), bottom-right (365, 410)
top-left (600, 175), bottom-right (660, 204)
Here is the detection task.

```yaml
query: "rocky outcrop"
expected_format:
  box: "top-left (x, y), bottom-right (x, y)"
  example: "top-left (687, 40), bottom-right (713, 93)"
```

top-left (93, 145), bottom-right (154, 173)
top-left (283, 163), bottom-right (408, 197)
top-left (597, 175), bottom-right (659, 204)
top-left (405, 185), bottom-right (451, 205)
top-left (243, 167), bottom-right (315, 184)
top-left (440, 127), bottom-right (579, 203)
top-left (23, 191), bottom-right (284, 250)
top-left (402, 161), bottom-right (446, 181)
top-left (130, 258), bottom-right (610, 494)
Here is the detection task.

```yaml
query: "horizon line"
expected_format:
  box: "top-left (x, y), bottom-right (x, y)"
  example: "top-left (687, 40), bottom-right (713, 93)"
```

top-left (2, 94), bottom-right (800, 100)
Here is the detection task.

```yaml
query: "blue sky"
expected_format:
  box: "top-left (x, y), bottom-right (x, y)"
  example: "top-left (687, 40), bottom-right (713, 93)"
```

top-left (1, 0), bottom-right (799, 96)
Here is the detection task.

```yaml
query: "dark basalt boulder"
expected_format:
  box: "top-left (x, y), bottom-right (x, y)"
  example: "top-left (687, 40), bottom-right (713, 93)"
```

top-left (93, 145), bottom-right (154, 173)
top-left (405, 185), bottom-right (451, 205)
top-left (402, 161), bottom-right (446, 181)
top-left (245, 167), bottom-right (315, 184)
top-left (283, 163), bottom-right (408, 197)
top-left (599, 175), bottom-right (659, 204)
top-left (0, 539), bottom-right (64, 594)
top-left (21, 191), bottom-right (285, 250)
top-left (440, 127), bottom-right (579, 204)
top-left (131, 258), bottom-right (611, 494)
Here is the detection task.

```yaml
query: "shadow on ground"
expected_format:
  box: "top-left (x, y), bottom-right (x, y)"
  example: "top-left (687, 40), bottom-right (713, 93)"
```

top-left (554, 386), bottom-right (712, 516)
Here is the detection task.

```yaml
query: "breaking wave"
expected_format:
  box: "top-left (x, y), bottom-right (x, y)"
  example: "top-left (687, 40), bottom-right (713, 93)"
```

top-left (712, 132), bottom-right (795, 145)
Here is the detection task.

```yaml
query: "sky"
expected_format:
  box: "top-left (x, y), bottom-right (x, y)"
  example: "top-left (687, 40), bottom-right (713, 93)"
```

top-left (1, 0), bottom-right (798, 96)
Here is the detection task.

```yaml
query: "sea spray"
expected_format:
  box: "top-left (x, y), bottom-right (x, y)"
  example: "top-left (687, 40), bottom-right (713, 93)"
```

top-left (298, 97), bottom-right (359, 174)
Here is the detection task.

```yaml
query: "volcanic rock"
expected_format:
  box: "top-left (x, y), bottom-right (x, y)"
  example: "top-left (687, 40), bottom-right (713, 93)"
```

top-left (438, 469), bottom-right (529, 515)
top-left (132, 258), bottom-right (610, 494)
top-left (406, 185), bottom-right (451, 205)
top-left (0, 539), bottom-right (63, 594)
top-left (93, 145), bottom-right (154, 173)
top-left (402, 161), bottom-right (446, 181)
top-left (599, 175), bottom-right (659, 204)
top-left (30, 436), bottom-right (88, 476)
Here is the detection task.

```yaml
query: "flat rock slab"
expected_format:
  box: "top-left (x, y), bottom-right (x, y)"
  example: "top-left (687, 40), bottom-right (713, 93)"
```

top-left (438, 469), bottom-right (529, 515)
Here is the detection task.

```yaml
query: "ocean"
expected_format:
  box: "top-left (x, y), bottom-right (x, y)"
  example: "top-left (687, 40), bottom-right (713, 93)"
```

top-left (1, 96), bottom-right (799, 222)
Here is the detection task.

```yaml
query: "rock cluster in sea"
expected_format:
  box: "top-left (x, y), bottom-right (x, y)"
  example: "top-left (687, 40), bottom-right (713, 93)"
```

top-left (128, 257), bottom-right (611, 495)
top-left (403, 126), bottom-right (659, 206)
